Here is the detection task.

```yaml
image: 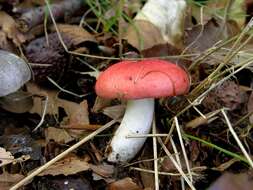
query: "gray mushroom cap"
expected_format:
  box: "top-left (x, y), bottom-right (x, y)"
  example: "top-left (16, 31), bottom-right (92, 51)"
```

top-left (0, 50), bottom-right (31, 96)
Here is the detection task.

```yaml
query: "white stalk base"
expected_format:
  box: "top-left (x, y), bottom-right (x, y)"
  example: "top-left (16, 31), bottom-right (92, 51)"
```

top-left (108, 98), bottom-right (154, 162)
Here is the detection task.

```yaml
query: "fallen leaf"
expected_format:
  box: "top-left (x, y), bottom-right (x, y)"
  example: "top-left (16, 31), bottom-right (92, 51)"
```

top-left (27, 83), bottom-right (90, 124)
top-left (68, 100), bottom-right (90, 127)
top-left (90, 163), bottom-right (114, 178)
top-left (90, 142), bottom-right (103, 162)
top-left (185, 19), bottom-right (239, 53)
top-left (38, 154), bottom-right (90, 176)
top-left (51, 24), bottom-right (97, 46)
top-left (124, 20), bottom-right (164, 51)
top-left (0, 147), bottom-right (14, 167)
top-left (140, 43), bottom-right (181, 58)
top-left (92, 96), bottom-right (113, 113)
top-left (0, 172), bottom-right (24, 190)
top-left (27, 82), bottom-right (61, 116)
top-left (208, 172), bottom-right (253, 190)
top-left (108, 177), bottom-right (143, 190)
top-left (0, 11), bottom-right (26, 45)
top-left (0, 31), bottom-right (16, 51)
top-left (102, 105), bottom-right (126, 120)
top-left (203, 80), bottom-right (247, 111)
top-left (61, 99), bottom-right (91, 137)
top-left (45, 127), bottom-right (74, 144)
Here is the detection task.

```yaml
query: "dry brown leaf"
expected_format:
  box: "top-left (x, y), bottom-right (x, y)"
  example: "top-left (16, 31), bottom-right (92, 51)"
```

top-left (27, 82), bottom-right (60, 116)
top-left (0, 147), bottom-right (14, 167)
top-left (68, 100), bottom-right (89, 127)
top-left (92, 96), bottom-right (112, 113)
top-left (27, 83), bottom-right (89, 124)
top-left (89, 142), bottom-right (103, 162)
top-left (203, 80), bottom-right (247, 111)
top-left (102, 105), bottom-right (125, 120)
top-left (27, 83), bottom-right (90, 138)
top-left (0, 11), bottom-right (26, 45)
top-left (184, 19), bottom-right (239, 53)
top-left (0, 172), bottom-right (24, 190)
top-left (51, 24), bottom-right (97, 46)
top-left (38, 154), bottom-right (90, 176)
top-left (208, 172), bottom-right (253, 190)
top-left (90, 163), bottom-right (114, 178)
top-left (0, 31), bottom-right (16, 51)
top-left (108, 177), bottom-right (143, 190)
top-left (124, 20), bottom-right (164, 51)
top-left (61, 99), bottom-right (91, 137)
top-left (45, 127), bottom-right (74, 144)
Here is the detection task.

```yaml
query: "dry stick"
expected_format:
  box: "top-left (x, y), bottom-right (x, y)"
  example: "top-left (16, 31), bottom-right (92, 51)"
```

top-left (158, 137), bottom-right (196, 190)
top-left (19, 0), bottom-right (83, 32)
top-left (174, 117), bottom-right (193, 182)
top-left (130, 167), bottom-right (202, 177)
top-left (127, 134), bottom-right (172, 138)
top-left (10, 120), bottom-right (117, 190)
top-left (124, 157), bottom-right (165, 167)
top-left (152, 118), bottom-right (159, 190)
top-left (170, 137), bottom-right (185, 190)
top-left (33, 95), bottom-right (48, 131)
top-left (47, 77), bottom-right (90, 98)
top-left (221, 109), bottom-right (253, 168)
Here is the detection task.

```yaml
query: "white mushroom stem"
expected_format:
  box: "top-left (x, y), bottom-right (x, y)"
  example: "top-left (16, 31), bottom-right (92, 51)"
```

top-left (108, 99), bottom-right (154, 162)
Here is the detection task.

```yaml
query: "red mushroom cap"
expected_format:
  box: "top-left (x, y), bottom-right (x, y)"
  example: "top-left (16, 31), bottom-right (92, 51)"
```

top-left (95, 60), bottom-right (190, 99)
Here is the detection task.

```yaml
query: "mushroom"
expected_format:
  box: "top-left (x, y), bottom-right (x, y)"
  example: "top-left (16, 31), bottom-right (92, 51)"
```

top-left (95, 59), bottom-right (190, 162)
top-left (0, 50), bottom-right (32, 113)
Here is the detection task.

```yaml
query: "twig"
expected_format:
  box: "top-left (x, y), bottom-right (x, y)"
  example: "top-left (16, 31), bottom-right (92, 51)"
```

top-left (152, 117), bottom-right (159, 190)
top-left (33, 95), bottom-right (48, 131)
top-left (47, 77), bottom-right (90, 98)
top-left (18, 0), bottom-right (84, 32)
top-left (127, 134), bottom-right (171, 138)
top-left (174, 117), bottom-right (193, 182)
top-left (158, 137), bottom-right (196, 190)
top-left (170, 137), bottom-right (185, 190)
top-left (10, 120), bottom-right (117, 190)
top-left (221, 109), bottom-right (253, 168)
top-left (123, 157), bottom-right (166, 167)
top-left (130, 167), bottom-right (202, 177)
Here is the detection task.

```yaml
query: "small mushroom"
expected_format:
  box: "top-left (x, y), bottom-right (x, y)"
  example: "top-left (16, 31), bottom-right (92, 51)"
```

top-left (95, 59), bottom-right (190, 162)
top-left (0, 50), bottom-right (32, 113)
